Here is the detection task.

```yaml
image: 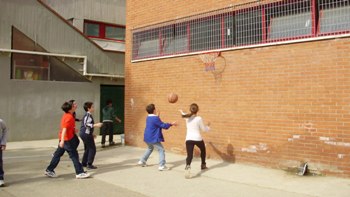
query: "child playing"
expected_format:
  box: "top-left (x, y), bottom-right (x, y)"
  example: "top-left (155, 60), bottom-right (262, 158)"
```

top-left (180, 103), bottom-right (210, 179)
top-left (79, 102), bottom-right (103, 170)
top-left (138, 104), bottom-right (176, 171)
top-left (45, 101), bottom-right (89, 179)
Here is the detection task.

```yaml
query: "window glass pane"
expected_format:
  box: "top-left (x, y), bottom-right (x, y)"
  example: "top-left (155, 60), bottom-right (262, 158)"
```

top-left (12, 27), bottom-right (49, 81)
top-left (162, 23), bottom-right (189, 54)
top-left (319, 0), bottom-right (350, 34)
top-left (161, 25), bottom-right (175, 55)
top-left (266, 1), bottom-right (311, 40)
top-left (106, 26), bottom-right (125, 40)
top-left (11, 27), bottom-right (88, 82)
top-left (224, 14), bottom-right (236, 47)
top-left (236, 9), bottom-right (262, 46)
top-left (12, 53), bottom-right (49, 80)
top-left (85, 23), bottom-right (100, 37)
top-left (174, 24), bottom-right (188, 53)
top-left (190, 17), bottom-right (221, 52)
top-left (134, 29), bottom-right (160, 59)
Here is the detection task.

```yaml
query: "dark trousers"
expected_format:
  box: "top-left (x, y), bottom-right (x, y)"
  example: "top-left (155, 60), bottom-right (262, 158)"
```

top-left (186, 140), bottom-right (206, 166)
top-left (80, 133), bottom-right (96, 166)
top-left (101, 122), bottom-right (113, 144)
top-left (0, 149), bottom-right (3, 180)
top-left (46, 135), bottom-right (84, 175)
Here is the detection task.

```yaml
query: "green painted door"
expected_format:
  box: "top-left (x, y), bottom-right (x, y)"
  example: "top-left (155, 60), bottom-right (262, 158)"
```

top-left (100, 85), bottom-right (124, 134)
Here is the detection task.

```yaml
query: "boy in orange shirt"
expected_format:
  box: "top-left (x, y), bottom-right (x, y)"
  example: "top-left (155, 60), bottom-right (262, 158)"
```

top-left (45, 101), bottom-right (90, 179)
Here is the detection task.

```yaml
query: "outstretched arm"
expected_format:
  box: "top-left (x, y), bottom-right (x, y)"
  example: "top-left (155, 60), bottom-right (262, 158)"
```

top-left (179, 109), bottom-right (186, 115)
top-left (154, 117), bottom-right (175, 129)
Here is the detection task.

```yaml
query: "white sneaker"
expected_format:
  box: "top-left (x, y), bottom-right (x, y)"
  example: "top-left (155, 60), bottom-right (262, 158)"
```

top-left (0, 180), bottom-right (4, 187)
top-left (185, 165), bottom-right (191, 179)
top-left (45, 170), bottom-right (57, 178)
top-left (158, 165), bottom-right (170, 171)
top-left (137, 161), bottom-right (146, 167)
top-left (76, 172), bottom-right (90, 179)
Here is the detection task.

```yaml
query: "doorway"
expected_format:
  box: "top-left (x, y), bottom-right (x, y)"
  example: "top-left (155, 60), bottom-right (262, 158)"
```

top-left (100, 85), bottom-right (124, 134)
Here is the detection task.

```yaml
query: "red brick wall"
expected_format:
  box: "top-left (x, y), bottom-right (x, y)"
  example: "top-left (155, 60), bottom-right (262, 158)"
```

top-left (125, 0), bottom-right (350, 177)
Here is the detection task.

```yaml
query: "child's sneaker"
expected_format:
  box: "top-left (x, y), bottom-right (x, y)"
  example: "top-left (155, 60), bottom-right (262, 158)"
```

top-left (87, 165), bottom-right (97, 170)
top-left (45, 170), bottom-right (57, 178)
top-left (158, 165), bottom-right (169, 171)
top-left (0, 180), bottom-right (4, 187)
top-left (137, 161), bottom-right (147, 167)
top-left (201, 164), bottom-right (208, 170)
top-left (185, 165), bottom-right (191, 179)
top-left (76, 172), bottom-right (90, 179)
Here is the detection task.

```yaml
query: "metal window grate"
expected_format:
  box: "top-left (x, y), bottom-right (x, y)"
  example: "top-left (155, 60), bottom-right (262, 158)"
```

top-left (132, 0), bottom-right (350, 61)
top-left (318, 0), bottom-right (350, 34)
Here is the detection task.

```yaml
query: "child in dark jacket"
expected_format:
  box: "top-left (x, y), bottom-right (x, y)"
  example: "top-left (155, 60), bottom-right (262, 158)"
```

top-left (79, 102), bottom-right (103, 170)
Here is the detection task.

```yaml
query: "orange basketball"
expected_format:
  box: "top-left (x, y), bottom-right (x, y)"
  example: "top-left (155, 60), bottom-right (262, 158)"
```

top-left (168, 93), bottom-right (178, 103)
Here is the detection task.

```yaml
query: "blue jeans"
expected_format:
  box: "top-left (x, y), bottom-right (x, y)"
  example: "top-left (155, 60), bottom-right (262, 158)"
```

top-left (46, 135), bottom-right (84, 175)
top-left (79, 133), bottom-right (96, 166)
top-left (140, 142), bottom-right (166, 166)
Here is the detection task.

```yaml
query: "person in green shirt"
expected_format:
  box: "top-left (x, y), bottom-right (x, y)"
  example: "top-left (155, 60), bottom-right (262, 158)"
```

top-left (101, 99), bottom-right (121, 147)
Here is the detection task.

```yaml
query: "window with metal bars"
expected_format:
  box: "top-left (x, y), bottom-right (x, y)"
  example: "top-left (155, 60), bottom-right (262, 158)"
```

top-left (318, 0), bottom-right (350, 35)
top-left (132, 0), bottom-right (350, 61)
top-left (266, 0), bottom-right (312, 41)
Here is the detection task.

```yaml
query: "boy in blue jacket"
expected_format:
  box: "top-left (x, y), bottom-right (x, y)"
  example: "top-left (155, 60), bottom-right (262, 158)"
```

top-left (138, 104), bottom-right (176, 171)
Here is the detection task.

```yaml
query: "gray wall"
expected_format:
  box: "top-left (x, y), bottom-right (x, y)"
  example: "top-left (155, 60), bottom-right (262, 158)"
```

top-left (0, 54), bottom-right (100, 141)
top-left (0, 0), bottom-right (123, 77)
top-left (0, 0), bottom-right (125, 141)
top-left (41, 0), bottom-right (126, 25)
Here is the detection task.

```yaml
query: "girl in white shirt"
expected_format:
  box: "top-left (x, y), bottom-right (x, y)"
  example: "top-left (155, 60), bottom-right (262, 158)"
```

top-left (180, 103), bottom-right (210, 178)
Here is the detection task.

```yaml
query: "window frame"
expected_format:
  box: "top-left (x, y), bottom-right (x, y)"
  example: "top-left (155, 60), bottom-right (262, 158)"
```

top-left (131, 0), bottom-right (350, 61)
top-left (317, 1), bottom-right (350, 36)
top-left (84, 20), bottom-right (126, 42)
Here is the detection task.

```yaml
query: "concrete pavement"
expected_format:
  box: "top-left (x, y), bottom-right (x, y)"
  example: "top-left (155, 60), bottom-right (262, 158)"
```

top-left (1, 135), bottom-right (350, 197)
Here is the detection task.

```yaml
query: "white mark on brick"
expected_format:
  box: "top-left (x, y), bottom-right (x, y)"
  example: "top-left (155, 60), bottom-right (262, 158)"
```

top-left (324, 141), bottom-right (350, 147)
top-left (299, 121), bottom-right (317, 133)
top-left (287, 134), bottom-right (302, 142)
top-left (241, 147), bottom-right (257, 153)
top-left (319, 136), bottom-right (329, 141)
top-left (241, 143), bottom-right (269, 153)
top-left (338, 154), bottom-right (345, 159)
top-left (258, 143), bottom-right (268, 151)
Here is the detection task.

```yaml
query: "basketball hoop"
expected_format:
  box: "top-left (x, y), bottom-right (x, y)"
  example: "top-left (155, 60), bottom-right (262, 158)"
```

top-left (199, 51), bottom-right (226, 84)
top-left (199, 52), bottom-right (220, 71)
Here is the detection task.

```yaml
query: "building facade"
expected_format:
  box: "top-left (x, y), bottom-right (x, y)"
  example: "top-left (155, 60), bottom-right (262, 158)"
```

top-left (125, 0), bottom-right (350, 177)
top-left (0, 0), bottom-right (125, 141)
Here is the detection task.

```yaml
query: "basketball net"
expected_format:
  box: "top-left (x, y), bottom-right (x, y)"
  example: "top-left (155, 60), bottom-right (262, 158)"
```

top-left (199, 52), bottom-right (220, 71)
top-left (199, 51), bottom-right (226, 84)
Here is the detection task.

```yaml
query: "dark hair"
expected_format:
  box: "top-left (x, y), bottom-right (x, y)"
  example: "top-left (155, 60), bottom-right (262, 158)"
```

top-left (83, 102), bottom-right (93, 111)
top-left (106, 99), bottom-right (112, 105)
top-left (69, 100), bottom-right (75, 105)
top-left (61, 101), bottom-right (73, 113)
top-left (146, 104), bottom-right (155, 114)
top-left (182, 103), bottom-right (199, 118)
